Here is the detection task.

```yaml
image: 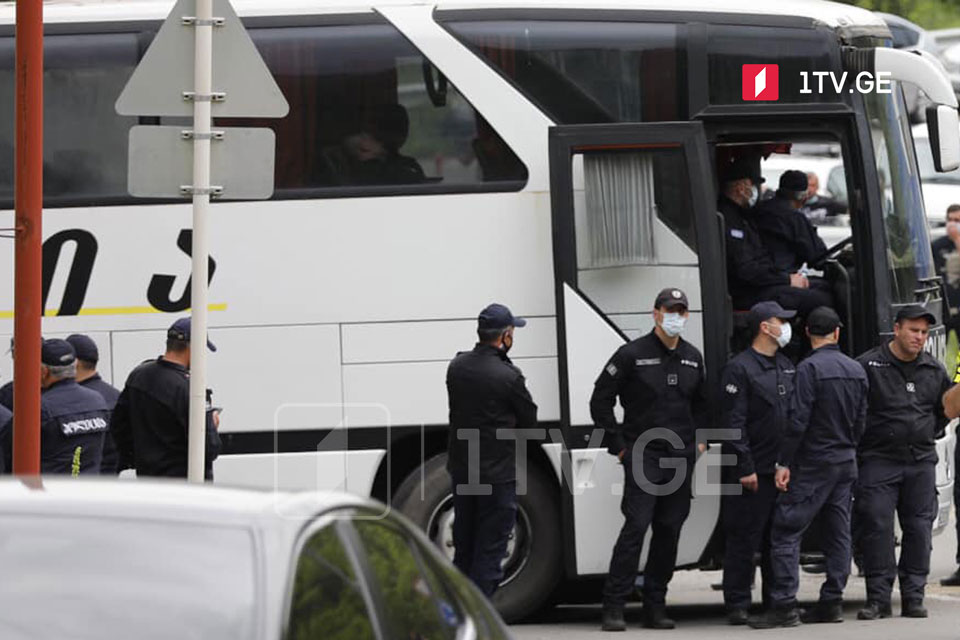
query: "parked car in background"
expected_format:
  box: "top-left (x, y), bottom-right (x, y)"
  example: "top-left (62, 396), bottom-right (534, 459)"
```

top-left (0, 480), bottom-right (512, 640)
top-left (913, 123), bottom-right (960, 238)
top-left (877, 12), bottom-right (940, 122)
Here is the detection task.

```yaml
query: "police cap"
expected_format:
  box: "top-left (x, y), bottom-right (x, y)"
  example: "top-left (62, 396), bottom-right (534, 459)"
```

top-left (750, 300), bottom-right (796, 324)
top-left (41, 339), bottom-right (76, 367)
top-left (806, 306), bottom-right (843, 336)
top-left (895, 304), bottom-right (936, 325)
top-left (721, 155), bottom-right (765, 185)
top-left (477, 303), bottom-right (526, 331)
top-left (654, 287), bottom-right (689, 310)
top-left (167, 317), bottom-right (217, 352)
top-left (66, 334), bottom-right (99, 364)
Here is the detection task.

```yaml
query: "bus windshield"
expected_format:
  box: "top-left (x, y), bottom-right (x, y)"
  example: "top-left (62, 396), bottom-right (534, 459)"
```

top-left (863, 83), bottom-right (935, 305)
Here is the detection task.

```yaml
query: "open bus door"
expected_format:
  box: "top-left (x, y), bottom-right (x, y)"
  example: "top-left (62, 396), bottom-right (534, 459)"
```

top-left (547, 122), bottom-right (729, 577)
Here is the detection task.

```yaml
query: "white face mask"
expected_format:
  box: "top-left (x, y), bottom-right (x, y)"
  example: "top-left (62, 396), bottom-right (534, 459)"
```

top-left (772, 322), bottom-right (792, 348)
top-left (661, 313), bottom-right (687, 337)
top-left (747, 184), bottom-right (759, 208)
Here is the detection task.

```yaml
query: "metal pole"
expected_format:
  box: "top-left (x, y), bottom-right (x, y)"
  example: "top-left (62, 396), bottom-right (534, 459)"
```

top-left (12, 0), bottom-right (43, 475)
top-left (187, 0), bottom-right (213, 483)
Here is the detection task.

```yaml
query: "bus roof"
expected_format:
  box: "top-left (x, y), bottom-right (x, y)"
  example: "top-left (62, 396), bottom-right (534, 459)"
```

top-left (0, 0), bottom-right (889, 37)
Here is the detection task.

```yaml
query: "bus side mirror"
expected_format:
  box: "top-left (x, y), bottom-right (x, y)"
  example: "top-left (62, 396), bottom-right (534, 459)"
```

top-left (927, 105), bottom-right (960, 173)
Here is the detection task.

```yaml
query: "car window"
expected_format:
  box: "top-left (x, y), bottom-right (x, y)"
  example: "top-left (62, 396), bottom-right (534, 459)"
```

top-left (287, 524), bottom-right (376, 640)
top-left (354, 520), bottom-right (460, 640)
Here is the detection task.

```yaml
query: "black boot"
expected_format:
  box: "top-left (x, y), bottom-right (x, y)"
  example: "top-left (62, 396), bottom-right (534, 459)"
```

top-left (857, 601), bottom-right (892, 620)
top-left (601, 605), bottom-right (626, 632)
top-left (800, 600), bottom-right (843, 623)
top-left (643, 604), bottom-right (676, 629)
top-left (901, 599), bottom-right (928, 618)
top-left (940, 568), bottom-right (960, 586)
top-left (727, 608), bottom-right (749, 625)
top-left (747, 607), bottom-right (801, 629)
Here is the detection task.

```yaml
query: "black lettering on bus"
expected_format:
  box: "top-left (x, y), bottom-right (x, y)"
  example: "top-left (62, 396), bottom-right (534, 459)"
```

top-left (147, 229), bottom-right (217, 313)
top-left (41, 229), bottom-right (98, 316)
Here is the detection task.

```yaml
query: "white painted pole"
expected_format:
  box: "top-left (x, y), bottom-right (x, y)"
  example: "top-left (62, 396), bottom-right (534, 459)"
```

top-left (188, 0), bottom-right (213, 483)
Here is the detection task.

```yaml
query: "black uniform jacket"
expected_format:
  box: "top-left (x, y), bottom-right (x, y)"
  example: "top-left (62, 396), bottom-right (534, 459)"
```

top-left (590, 331), bottom-right (707, 459)
top-left (721, 348), bottom-right (795, 477)
top-left (753, 195), bottom-right (828, 271)
top-left (111, 357), bottom-right (221, 480)
top-left (40, 379), bottom-right (109, 475)
top-left (80, 373), bottom-right (121, 474)
top-left (446, 343), bottom-right (538, 484)
top-left (857, 342), bottom-right (952, 463)
top-left (781, 344), bottom-right (868, 468)
top-left (718, 196), bottom-right (790, 307)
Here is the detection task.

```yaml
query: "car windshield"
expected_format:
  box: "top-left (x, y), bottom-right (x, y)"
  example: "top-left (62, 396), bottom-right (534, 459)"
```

top-left (0, 516), bottom-right (258, 640)
top-left (915, 135), bottom-right (960, 184)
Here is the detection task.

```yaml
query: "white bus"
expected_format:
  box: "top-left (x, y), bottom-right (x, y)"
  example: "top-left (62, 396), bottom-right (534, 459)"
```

top-left (0, 0), bottom-right (957, 622)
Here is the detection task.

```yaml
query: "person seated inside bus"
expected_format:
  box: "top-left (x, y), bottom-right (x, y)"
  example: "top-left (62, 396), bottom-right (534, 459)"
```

top-left (718, 156), bottom-right (832, 316)
top-left (321, 103), bottom-right (425, 187)
top-left (800, 171), bottom-right (846, 221)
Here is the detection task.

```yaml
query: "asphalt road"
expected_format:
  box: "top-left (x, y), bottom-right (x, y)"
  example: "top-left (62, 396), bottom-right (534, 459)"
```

top-left (511, 512), bottom-right (960, 639)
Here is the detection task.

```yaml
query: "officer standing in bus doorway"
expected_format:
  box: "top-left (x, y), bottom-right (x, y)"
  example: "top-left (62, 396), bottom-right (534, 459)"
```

top-left (38, 338), bottom-right (110, 475)
top-left (111, 318), bottom-right (221, 480)
top-left (66, 334), bottom-right (121, 475)
top-left (753, 170), bottom-right (829, 276)
top-left (446, 303), bottom-right (538, 598)
top-left (720, 301), bottom-right (797, 625)
top-left (854, 305), bottom-right (960, 619)
top-left (594, 287), bottom-right (707, 632)
top-left (748, 307), bottom-right (868, 628)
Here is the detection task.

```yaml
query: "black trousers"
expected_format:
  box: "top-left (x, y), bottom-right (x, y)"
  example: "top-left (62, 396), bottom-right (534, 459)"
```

top-left (722, 473), bottom-right (778, 610)
top-left (769, 461), bottom-right (857, 607)
top-left (856, 458), bottom-right (937, 604)
top-left (451, 479), bottom-right (517, 597)
top-left (602, 453), bottom-right (693, 607)
top-left (754, 283), bottom-right (833, 316)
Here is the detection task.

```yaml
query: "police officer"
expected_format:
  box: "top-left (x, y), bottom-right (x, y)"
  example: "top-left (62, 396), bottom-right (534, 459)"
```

top-left (753, 170), bottom-right (829, 274)
top-left (66, 334), bottom-right (121, 475)
top-left (720, 301), bottom-right (797, 625)
top-left (594, 287), bottom-right (707, 631)
top-left (854, 305), bottom-right (960, 618)
top-left (111, 317), bottom-right (221, 480)
top-left (717, 157), bottom-right (829, 314)
top-left (749, 307), bottom-right (868, 628)
top-left (38, 338), bottom-right (110, 475)
top-left (446, 303), bottom-right (538, 597)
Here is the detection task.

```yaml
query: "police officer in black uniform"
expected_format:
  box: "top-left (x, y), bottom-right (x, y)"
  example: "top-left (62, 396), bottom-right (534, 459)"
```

top-left (446, 303), bottom-right (538, 597)
top-left (753, 170), bottom-right (829, 274)
top-left (595, 287), bottom-right (707, 631)
top-left (111, 317), bottom-right (221, 480)
top-left (749, 307), bottom-right (869, 628)
top-left (720, 301), bottom-right (797, 625)
top-left (38, 338), bottom-right (110, 475)
top-left (718, 157), bottom-right (831, 314)
top-left (854, 305), bottom-right (960, 619)
top-left (66, 334), bottom-right (121, 475)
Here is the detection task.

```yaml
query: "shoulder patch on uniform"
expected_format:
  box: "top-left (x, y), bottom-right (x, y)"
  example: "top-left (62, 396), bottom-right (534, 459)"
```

top-left (636, 358), bottom-right (660, 366)
top-left (725, 383), bottom-right (738, 394)
top-left (730, 228), bottom-right (745, 239)
top-left (681, 359), bottom-right (699, 368)
top-left (606, 363), bottom-right (618, 376)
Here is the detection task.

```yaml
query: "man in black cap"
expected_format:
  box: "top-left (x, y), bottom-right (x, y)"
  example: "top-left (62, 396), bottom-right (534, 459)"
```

top-left (749, 306), bottom-right (868, 628)
top-left (446, 302), bottom-right (538, 597)
top-left (111, 317), bottom-right (221, 480)
top-left (37, 338), bottom-right (110, 475)
top-left (594, 287), bottom-right (708, 631)
top-left (854, 305), bottom-right (960, 619)
top-left (717, 157), bottom-right (828, 314)
top-left (66, 334), bottom-right (121, 475)
top-left (720, 301), bottom-right (797, 625)
top-left (754, 170), bottom-right (829, 275)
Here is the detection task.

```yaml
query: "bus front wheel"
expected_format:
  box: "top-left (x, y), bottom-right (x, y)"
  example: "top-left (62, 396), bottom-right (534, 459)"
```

top-left (392, 452), bottom-right (563, 622)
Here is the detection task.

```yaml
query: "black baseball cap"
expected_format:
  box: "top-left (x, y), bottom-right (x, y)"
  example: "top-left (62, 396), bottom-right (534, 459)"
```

top-left (654, 287), bottom-right (689, 310)
top-left (750, 301), bottom-right (796, 323)
top-left (41, 338), bottom-right (76, 367)
top-left (806, 306), bottom-right (843, 336)
top-left (778, 169), bottom-right (809, 192)
top-left (478, 303), bottom-right (526, 330)
top-left (167, 317), bottom-right (217, 352)
top-left (895, 304), bottom-right (936, 325)
top-left (722, 155), bottom-right (765, 185)
top-left (66, 334), bottom-right (99, 364)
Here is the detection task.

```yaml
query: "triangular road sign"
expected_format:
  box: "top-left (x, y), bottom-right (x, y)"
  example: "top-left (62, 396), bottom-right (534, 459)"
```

top-left (116, 0), bottom-right (288, 118)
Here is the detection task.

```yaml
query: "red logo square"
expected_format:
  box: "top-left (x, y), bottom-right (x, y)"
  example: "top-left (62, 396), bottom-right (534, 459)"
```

top-left (742, 64), bottom-right (779, 101)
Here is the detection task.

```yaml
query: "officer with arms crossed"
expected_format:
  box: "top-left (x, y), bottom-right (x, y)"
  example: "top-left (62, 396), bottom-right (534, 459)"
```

top-left (446, 303), bottom-right (538, 597)
top-left (749, 307), bottom-right (869, 628)
top-left (111, 318), bottom-right (221, 480)
top-left (855, 305), bottom-right (960, 619)
top-left (594, 288), bottom-right (708, 631)
top-left (39, 338), bottom-right (110, 475)
top-left (721, 301), bottom-right (797, 625)
top-left (66, 334), bottom-right (121, 475)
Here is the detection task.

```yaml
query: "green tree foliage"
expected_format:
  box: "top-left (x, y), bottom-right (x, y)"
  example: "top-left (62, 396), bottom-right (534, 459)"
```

top-left (837, 0), bottom-right (960, 30)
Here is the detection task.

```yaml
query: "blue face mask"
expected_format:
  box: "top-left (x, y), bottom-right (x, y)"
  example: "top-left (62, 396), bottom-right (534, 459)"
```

top-left (661, 313), bottom-right (687, 337)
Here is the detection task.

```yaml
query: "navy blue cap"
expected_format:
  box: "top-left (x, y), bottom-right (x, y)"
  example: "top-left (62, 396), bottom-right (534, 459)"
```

top-left (895, 304), bottom-right (936, 325)
top-left (66, 334), bottom-right (99, 363)
top-left (779, 169), bottom-right (809, 193)
top-left (750, 300), bottom-right (796, 323)
top-left (167, 318), bottom-right (217, 352)
top-left (478, 303), bottom-right (526, 331)
top-left (41, 339), bottom-right (76, 367)
top-left (807, 306), bottom-right (843, 336)
top-left (722, 155), bottom-right (765, 185)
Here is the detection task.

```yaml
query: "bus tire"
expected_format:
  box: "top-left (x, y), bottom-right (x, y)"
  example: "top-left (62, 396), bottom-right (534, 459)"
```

top-left (392, 452), bottom-right (563, 623)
